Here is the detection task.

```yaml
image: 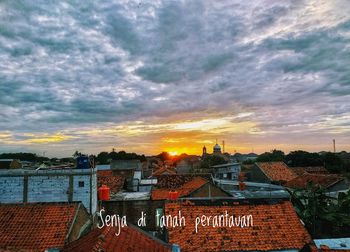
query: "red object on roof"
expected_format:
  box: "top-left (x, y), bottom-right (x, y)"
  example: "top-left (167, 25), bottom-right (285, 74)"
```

top-left (152, 177), bottom-right (208, 200)
top-left (168, 191), bottom-right (179, 200)
top-left (0, 203), bottom-right (80, 251)
top-left (98, 184), bottom-right (110, 201)
top-left (97, 170), bottom-right (125, 194)
top-left (256, 162), bottom-right (298, 182)
top-left (165, 200), bottom-right (313, 252)
top-left (62, 225), bottom-right (171, 252)
top-left (285, 173), bottom-right (344, 189)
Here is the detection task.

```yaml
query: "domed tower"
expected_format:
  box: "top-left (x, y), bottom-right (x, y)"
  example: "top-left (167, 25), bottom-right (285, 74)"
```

top-left (213, 141), bottom-right (221, 155)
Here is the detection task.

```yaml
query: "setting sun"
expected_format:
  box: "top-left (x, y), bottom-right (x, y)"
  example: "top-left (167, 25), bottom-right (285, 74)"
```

top-left (169, 151), bottom-right (178, 156)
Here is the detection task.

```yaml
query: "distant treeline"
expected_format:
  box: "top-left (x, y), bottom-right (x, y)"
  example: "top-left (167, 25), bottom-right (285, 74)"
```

top-left (255, 150), bottom-right (350, 174)
top-left (0, 152), bottom-right (49, 162)
top-left (96, 150), bottom-right (146, 164)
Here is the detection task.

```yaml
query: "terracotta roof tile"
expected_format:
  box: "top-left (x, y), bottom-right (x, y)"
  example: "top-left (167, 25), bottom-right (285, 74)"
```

top-left (97, 170), bottom-right (125, 194)
top-left (152, 177), bottom-right (208, 200)
top-left (62, 225), bottom-right (171, 252)
top-left (292, 166), bottom-right (329, 176)
top-left (0, 203), bottom-right (79, 252)
top-left (156, 174), bottom-right (211, 189)
top-left (152, 167), bottom-right (177, 176)
top-left (256, 162), bottom-right (297, 182)
top-left (285, 173), bottom-right (344, 189)
top-left (165, 200), bottom-right (312, 252)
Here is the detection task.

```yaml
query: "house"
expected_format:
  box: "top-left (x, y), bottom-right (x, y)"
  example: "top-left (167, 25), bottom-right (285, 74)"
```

top-left (251, 162), bottom-right (298, 184)
top-left (164, 199), bottom-right (313, 252)
top-left (0, 167), bottom-right (97, 213)
top-left (0, 159), bottom-right (22, 169)
top-left (314, 238), bottom-right (350, 251)
top-left (0, 202), bottom-right (91, 252)
top-left (151, 176), bottom-right (229, 200)
top-left (285, 174), bottom-right (348, 192)
top-left (291, 166), bottom-right (329, 176)
top-left (62, 224), bottom-right (172, 252)
top-left (152, 166), bottom-right (177, 177)
top-left (176, 156), bottom-right (201, 174)
top-left (111, 159), bottom-right (142, 171)
top-left (97, 170), bottom-right (126, 197)
top-left (210, 162), bottom-right (241, 180)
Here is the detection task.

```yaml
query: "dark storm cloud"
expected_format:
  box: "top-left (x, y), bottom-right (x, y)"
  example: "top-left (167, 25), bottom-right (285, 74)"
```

top-left (0, 0), bottom-right (350, 155)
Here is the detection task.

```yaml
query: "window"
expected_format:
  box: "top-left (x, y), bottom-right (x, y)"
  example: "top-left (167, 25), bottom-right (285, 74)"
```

top-left (78, 181), bottom-right (84, 187)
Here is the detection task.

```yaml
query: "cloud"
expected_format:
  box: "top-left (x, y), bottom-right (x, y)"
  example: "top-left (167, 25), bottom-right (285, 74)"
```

top-left (0, 0), bottom-right (350, 156)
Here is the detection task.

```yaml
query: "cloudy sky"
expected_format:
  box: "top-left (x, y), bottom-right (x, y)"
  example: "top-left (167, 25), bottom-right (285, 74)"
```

top-left (1, 0), bottom-right (350, 157)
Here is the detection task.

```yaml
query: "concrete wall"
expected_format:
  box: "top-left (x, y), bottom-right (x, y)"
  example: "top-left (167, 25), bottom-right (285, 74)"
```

top-left (0, 168), bottom-right (97, 213)
top-left (250, 164), bottom-right (271, 183)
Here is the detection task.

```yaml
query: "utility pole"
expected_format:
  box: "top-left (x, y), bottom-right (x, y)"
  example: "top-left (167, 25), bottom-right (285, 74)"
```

top-left (333, 139), bottom-right (336, 153)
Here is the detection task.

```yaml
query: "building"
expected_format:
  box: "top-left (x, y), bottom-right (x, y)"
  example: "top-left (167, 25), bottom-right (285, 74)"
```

top-left (151, 176), bottom-right (229, 200)
top-left (291, 166), bottom-right (330, 175)
top-left (176, 156), bottom-right (201, 174)
top-left (164, 198), bottom-right (313, 252)
top-left (97, 170), bottom-right (126, 197)
top-left (0, 167), bottom-right (97, 213)
top-left (110, 159), bottom-right (142, 171)
top-left (210, 162), bottom-right (241, 180)
top-left (213, 143), bottom-right (222, 155)
top-left (285, 173), bottom-right (349, 192)
top-left (0, 159), bottom-right (22, 169)
top-left (314, 238), bottom-right (350, 251)
top-left (0, 202), bottom-right (91, 251)
top-left (62, 224), bottom-right (172, 252)
top-left (250, 162), bottom-right (298, 185)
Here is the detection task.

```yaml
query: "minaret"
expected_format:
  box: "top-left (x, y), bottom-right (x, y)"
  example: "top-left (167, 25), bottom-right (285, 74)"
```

top-left (202, 146), bottom-right (207, 156)
top-left (222, 140), bottom-right (225, 153)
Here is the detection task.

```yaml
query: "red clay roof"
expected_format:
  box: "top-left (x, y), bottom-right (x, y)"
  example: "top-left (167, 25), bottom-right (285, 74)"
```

top-left (152, 166), bottom-right (177, 176)
top-left (152, 177), bottom-right (208, 200)
top-left (156, 174), bottom-right (211, 189)
top-left (97, 170), bottom-right (125, 194)
top-left (292, 166), bottom-right (329, 176)
top-left (62, 225), bottom-right (171, 252)
top-left (256, 162), bottom-right (297, 182)
top-left (285, 173), bottom-right (344, 189)
top-left (0, 202), bottom-right (79, 252)
top-left (165, 200), bottom-right (312, 252)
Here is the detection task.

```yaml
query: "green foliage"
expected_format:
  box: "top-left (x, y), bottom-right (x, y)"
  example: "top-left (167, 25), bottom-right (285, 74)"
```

top-left (322, 152), bottom-right (343, 173)
top-left (0, 152), bottom-right (49, 162)
top-left (95, 150), bottom-right (146, 164)
top-left (291, 184), bottom-right (350, 238)
top-left (201, 154), bottom-right (227, 168)
top-left (256, 149), bottom-right (285, 162)
top-left (156, 152), bottom-right (170, 162)
top-left (285, 150), bottom-right (323, 167)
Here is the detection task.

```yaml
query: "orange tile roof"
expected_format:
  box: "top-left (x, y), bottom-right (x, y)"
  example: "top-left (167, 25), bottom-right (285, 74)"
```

top-left (165, 200), bottom-right (312, 252)
top-left (62, 225), bottom-right (171, 252)
top-left (285, 173), bottom-right (344, 189)
top-left (292, 166), bottom-right (329, 176)
top-left (152, 166), bottom-right (177, 176)
top-left (97, 170), bottom-right (125, 194)
top-left (256, 162), bottom-right (298, 182)
top-left (152, 177), bottom-right (208, 200)
top-left (0, 202), bottom-right (79, 252)
top-left (156, 174), bottom-right (211, 189)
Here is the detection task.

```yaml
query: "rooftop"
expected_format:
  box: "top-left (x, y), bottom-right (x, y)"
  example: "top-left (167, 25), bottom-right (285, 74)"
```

top-left (0, 202), bottom-right (81, 251)
top-left (62, 225), bottom-right (171, 252)
top-left (152, 176), bottom-right (208, 200)
top-left (165, 199), bottom-right (312, 252)
top-left (97, 170), bottom-right (125, 194)
top-left (255, 162), bottom-right (298, 182)
top-left (285, 173), bottom-right (344, 190)
top-left (156, 174), bottom-right (212, 189)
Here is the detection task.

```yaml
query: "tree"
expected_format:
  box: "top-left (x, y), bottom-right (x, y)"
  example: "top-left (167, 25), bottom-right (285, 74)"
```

top-left (256, 149), bottom-right (285, 162)
top-left (156, 152), bottom-right (170, 162)
top-left (322, 152), bottom-right (343, 173)
top-left (285, 150), bottom-right (323, 167)
top-left (200, 155), bottom-right (227, 169)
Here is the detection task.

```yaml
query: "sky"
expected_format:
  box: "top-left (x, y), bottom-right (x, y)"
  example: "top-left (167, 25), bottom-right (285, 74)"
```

top-left (0, 0), bottom-right (350, 157)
